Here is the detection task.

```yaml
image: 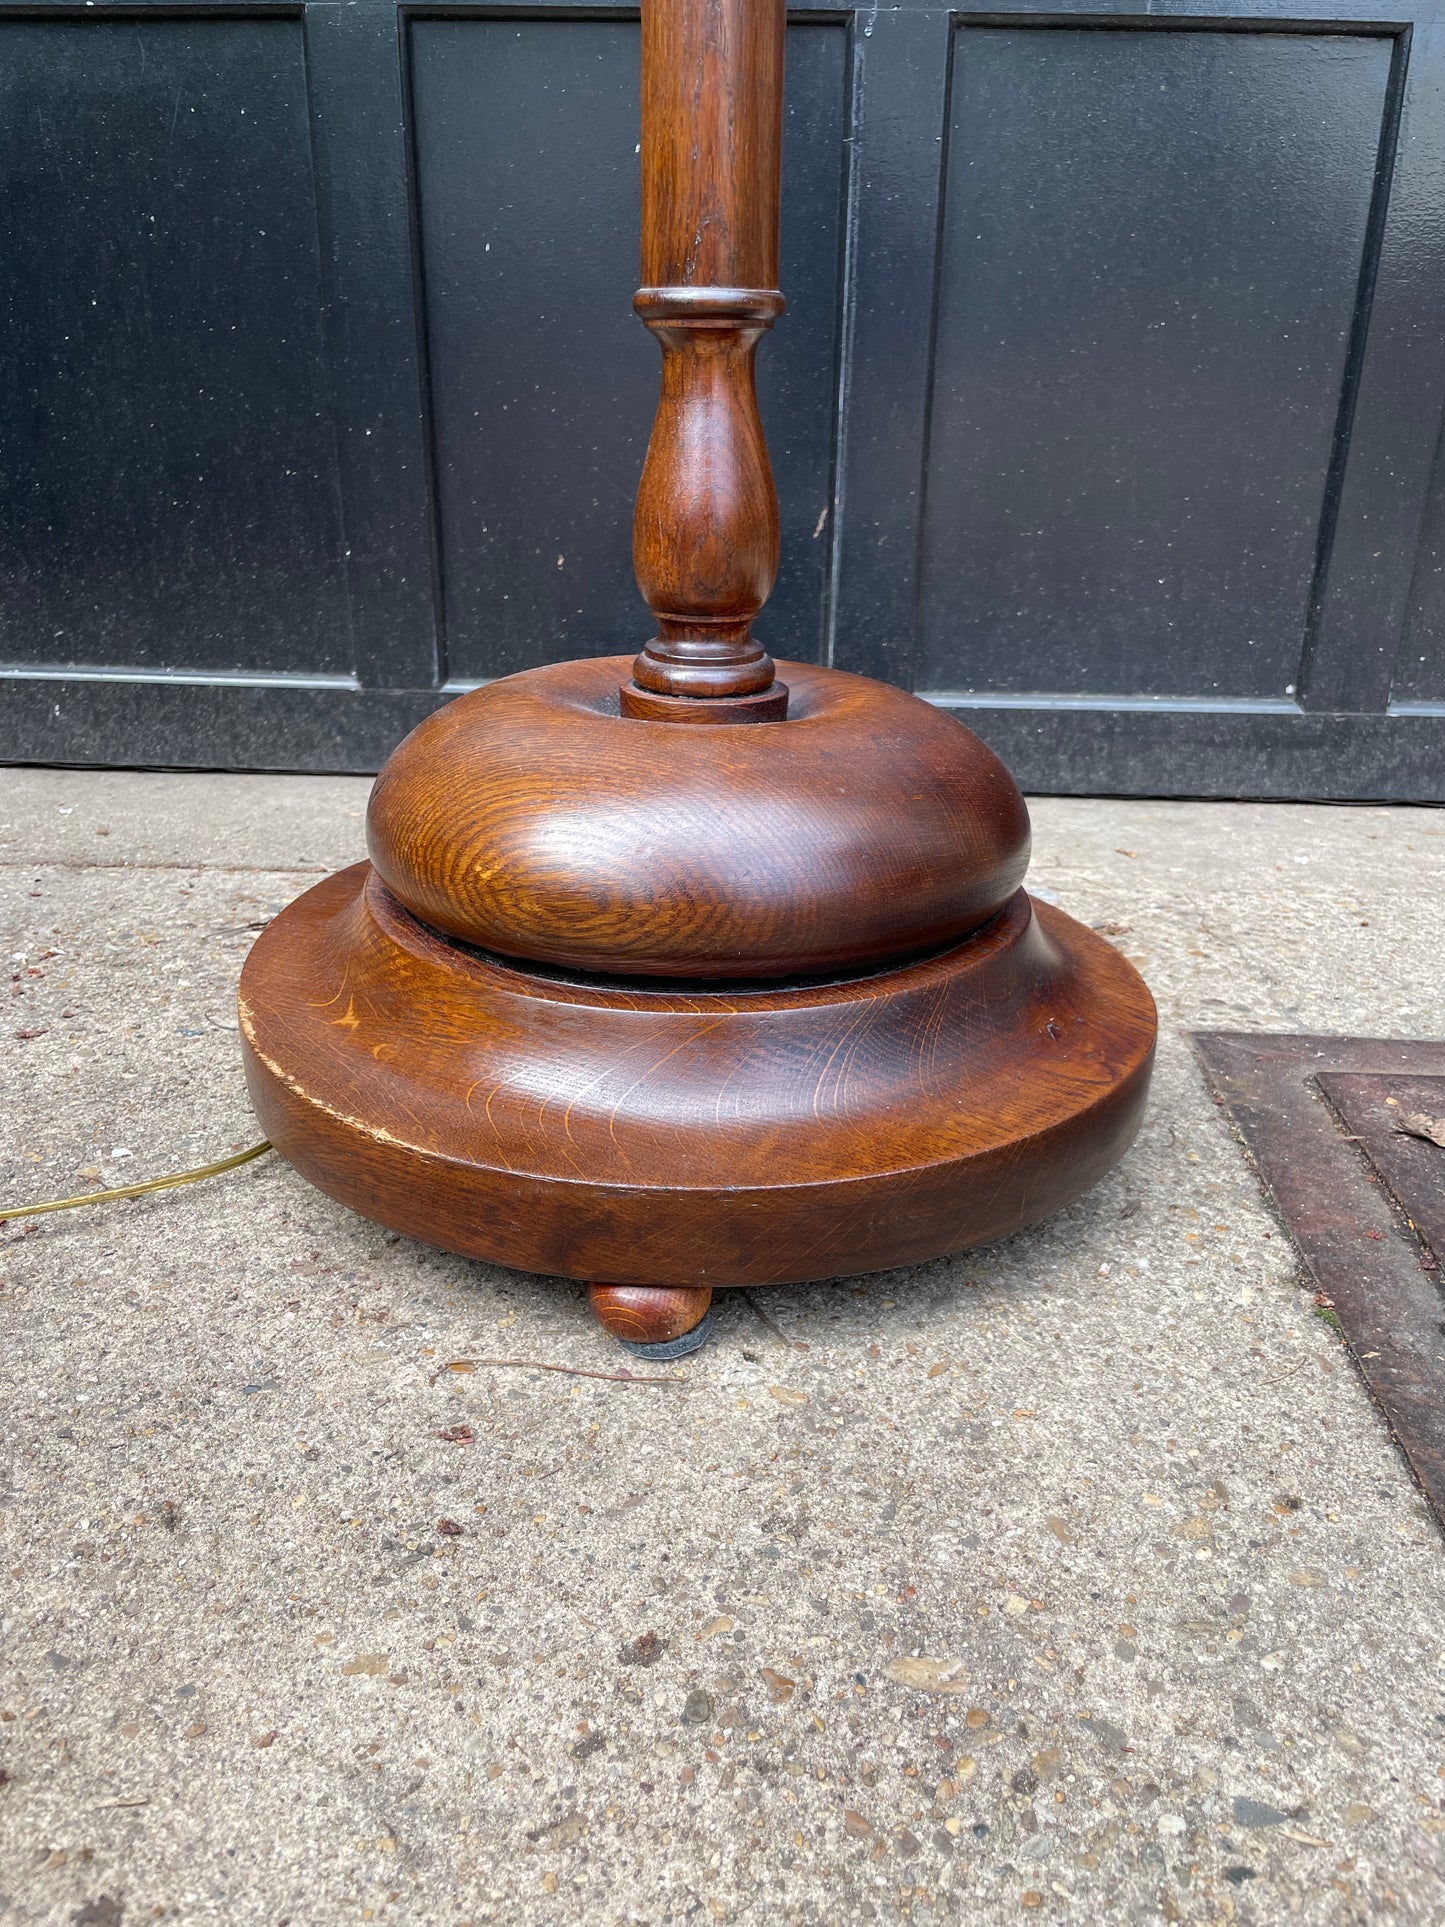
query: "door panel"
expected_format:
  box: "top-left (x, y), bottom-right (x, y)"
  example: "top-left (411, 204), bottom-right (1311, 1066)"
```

top-left (0, 15), bottom-right (349, 679)
top-left (918, 25), bottom-right (1394, 703)
top-left (409, 14), bottom-right (847, 684)
top-left (1395, 463), bottom-right (1445, 703)
top-left (1, 0), bottom-right (1442, 798)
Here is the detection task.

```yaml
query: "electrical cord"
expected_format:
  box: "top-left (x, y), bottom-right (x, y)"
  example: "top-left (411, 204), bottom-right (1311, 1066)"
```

top-left (0, 1141), bottom-right (273, 1224)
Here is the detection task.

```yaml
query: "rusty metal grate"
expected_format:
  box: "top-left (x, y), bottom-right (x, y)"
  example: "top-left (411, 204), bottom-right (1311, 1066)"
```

top-left (1194, 1033), bottom-right (1445, 1524)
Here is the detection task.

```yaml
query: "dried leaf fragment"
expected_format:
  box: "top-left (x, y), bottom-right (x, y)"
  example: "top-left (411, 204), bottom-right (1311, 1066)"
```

top-left (768, 1386), bottom-right (808, 1407)
top-left (1173, 1515), bottom-right (1211, 1541)
top-left (883, 1656), bottom-right (969, 1694)
top-left (1396, 1112), bottom-right (1445, 1148)
top-left (341, 1653), bottom-right (390, 1677)
top-left (1281, 1825), bottom-right (1332, 1847)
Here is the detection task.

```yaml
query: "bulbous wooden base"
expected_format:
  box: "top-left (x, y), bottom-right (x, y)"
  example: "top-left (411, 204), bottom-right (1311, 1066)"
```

top-left (365, 658), bottom-right (1030, 980)
top-left (238, 865), bottom-right (1155, 1293)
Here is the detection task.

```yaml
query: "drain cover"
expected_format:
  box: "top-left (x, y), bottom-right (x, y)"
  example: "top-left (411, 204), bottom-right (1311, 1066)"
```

top-left (1194, 1033), bottom-right (1445, 1524)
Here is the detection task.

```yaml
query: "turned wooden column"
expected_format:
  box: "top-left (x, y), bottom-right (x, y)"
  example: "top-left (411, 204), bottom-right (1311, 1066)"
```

top-left (622, 0), bottom-right (789, 724)
top-left (240, 0), bottom-right (1158, 1363)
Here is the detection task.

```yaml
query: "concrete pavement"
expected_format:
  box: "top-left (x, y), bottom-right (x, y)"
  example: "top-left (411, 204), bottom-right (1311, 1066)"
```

top-left (1, 769), bottom-right (1443, 1926)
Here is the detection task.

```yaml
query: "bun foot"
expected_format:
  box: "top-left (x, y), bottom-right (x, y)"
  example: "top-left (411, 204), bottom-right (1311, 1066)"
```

top-left (588, 1283), bottom-right (714, 1359)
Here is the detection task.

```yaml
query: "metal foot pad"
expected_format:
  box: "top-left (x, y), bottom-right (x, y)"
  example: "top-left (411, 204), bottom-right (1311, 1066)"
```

top-left (617, 1310), bottom-right (715, 1360)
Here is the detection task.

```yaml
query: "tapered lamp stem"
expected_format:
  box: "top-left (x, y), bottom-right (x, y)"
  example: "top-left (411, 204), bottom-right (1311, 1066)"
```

top-left (624, 0), bottom-right (789, 722)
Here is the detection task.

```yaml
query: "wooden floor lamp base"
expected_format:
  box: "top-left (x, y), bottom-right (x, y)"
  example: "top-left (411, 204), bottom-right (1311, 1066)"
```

top-left (239, 858), bottom-right (1155, 1337)
top-left (234, 9), bottom-right (1156, 1354)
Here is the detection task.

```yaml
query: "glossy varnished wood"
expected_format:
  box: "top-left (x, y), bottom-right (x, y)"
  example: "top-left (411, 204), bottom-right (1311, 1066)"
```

top-left (628, 289), bottom-right (783, 707)
top-left (239, 866), bottom-right (1155, 1288)
top-left (629, 0), bottom-right (788, 710)
top-left (589, 1284), bottom-right (713, 1344)
top-left (618, 678), bottom-right (788, 724)
top-left (366, 657), bottom-right (1031, 978)
top-left (240, 0), bottom-right (1158, 1323)
top-left (641, 0), bottom-right (782, 292)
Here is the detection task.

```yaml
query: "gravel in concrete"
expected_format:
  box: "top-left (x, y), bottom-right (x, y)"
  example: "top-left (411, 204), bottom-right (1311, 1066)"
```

top-left (2, 771), bottom-right (1444, 1926)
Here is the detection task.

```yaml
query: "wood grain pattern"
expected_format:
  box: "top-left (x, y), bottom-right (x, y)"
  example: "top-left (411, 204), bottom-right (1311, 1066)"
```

top-left (589, 1284), bottom-right (713, 1343)
top-left (240, 0), bottom-right (1159, 1326)
top-left (629, 288), bottom-right (782, 707)
top-left (618, 678), bottom-right (788, 725)
top-left (240, 865), bottom-right (1155, 1288)
top-left (641, 0), bottom-right (782, 290)
top-left (629, 0), bottom-right (787, 710)
top-left (366, 657), bottom-right (1032, 979)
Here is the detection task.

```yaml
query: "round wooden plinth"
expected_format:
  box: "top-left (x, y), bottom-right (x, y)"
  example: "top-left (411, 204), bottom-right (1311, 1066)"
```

top-left (238, 866), bottom-right (1155, 1288)
top-left (365, 657), bottom-right (1030, 980)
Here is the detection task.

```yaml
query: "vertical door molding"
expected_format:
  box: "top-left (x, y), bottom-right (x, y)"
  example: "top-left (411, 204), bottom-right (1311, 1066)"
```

top-left (306, 0), bottom-right (442, 691)
top-left (828, 3), bottom-right (954, 689)
top-left (1299, 23), bottom-right (1433, 716)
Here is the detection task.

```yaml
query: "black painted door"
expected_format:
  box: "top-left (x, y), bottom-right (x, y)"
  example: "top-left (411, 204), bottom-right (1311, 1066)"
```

top-left (3, 0), bottom-right (1442, 800)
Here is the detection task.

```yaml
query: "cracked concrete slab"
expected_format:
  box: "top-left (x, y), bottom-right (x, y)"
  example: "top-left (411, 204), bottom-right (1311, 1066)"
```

top-left (1, 771), bottom-right (1443, 1926)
